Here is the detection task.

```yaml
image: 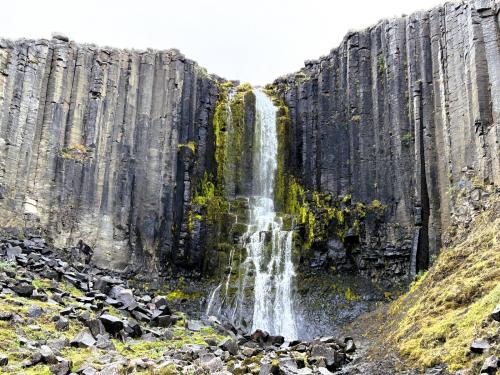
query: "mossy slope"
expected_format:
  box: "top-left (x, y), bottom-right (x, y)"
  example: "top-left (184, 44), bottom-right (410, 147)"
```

top-left (374, 195), bottom-right (500, 371)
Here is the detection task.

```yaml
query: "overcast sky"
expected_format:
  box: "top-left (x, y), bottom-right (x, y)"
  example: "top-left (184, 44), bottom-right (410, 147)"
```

top-left (1, 0), bottom-right (444, 85)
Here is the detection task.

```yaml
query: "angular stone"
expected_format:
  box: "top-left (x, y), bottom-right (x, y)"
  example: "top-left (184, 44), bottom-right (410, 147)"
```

top-left (12, 282), bottom-right (34, 297)
top-left (55, 316), bottom-right (69, 331)
top-left (71, 328), bottom-right (96, 348)
top-left (85, 319), bottom-right (107, 337)
top-left (99, 314), bottom-right (124, 335)
top-left (471, 338), bottom-right (490, 354)
top-left (27, 305), bottom-right (44, 318)
top-left (480, 355), bottom-right (498, 374)
top-left (39, 345), bottom-right (57, 364)
top-left (95, 334), bottom-right (115, 350)
top-left (491, 304), bottom-right (500, 322)
top-left (50, 357), bottom-right (72, 375)
top-left (0, 312), bottom-right (13, 321)
top-left (124, 319), bottom-right (142, 338)
top-left (219, 337), bottom-right (238, 355)
top-left (6, 246), bottom-right (22, 261)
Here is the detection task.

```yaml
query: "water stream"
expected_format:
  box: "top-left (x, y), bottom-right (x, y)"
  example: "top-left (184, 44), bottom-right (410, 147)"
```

top-left (206, 89), bottom-right (297, 340)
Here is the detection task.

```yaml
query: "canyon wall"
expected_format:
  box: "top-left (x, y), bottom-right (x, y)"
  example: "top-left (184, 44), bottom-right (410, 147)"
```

top-left (270, 0), bottom-right (500, 284)
top-left (0, 0), bottom-right (499, 296)
top-left (0, 36), bottom-right (221, 275)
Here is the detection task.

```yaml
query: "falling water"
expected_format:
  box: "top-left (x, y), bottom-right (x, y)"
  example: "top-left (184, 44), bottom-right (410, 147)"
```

top-left (206, 89), bottom-right (297, 340)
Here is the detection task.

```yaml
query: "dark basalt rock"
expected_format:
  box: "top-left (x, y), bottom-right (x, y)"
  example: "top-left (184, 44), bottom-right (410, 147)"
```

top-left (219, 337), bottom-right (239, 355)
top-left (0, 312), bottom-right (13, 321)
top-left (11, 281), bottom-right (34, 297)
top-left (124, 318), bottom-right (142, 338)
top-left (99, 314), bottom-right (124, 335)
top-left (471, 338), bottom-right (490, 354)
top-left (480, 355), bottom-right (499, 374)
top-left (491, 305), bottom-right (500, 322)
top-left (70, 328), bottom-right (96, 348)
top-left (0, 231), bottom-right (359, 374)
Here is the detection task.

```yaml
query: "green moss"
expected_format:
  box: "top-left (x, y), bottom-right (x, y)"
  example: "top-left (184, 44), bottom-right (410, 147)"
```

top-left (32, 278), bottom-right (51, 290)
top-left (154, 364), bottom-right (180, 375)
top-left (191, 172), bottom-right (228, 225)
top-left (166, 290), bottom-right (201, 301)
top-left (61, 347), bottom-right (95, 372)
top-left (213, 81), bottom-right (234, 193)
top-left (344, 287), bottom-right (360, 301)
top-left (23, 365), bottom-right (52, 375)
top-left (0, 261), bottom-right (15, 273)
top-left (367, 199), bottom-right (387, 220)
top-left (60, 144), bottom-right (89, 160)
top-left (401, 132), bottom-right (412, 147)
top-left (386, 197), bottom-right (500, 370)
top-left (0, 292), bottom-right (91, 373)
top-left (177, 142), bottom-right (196, 153)
top-left (377, 54), bottom-right (386, 74)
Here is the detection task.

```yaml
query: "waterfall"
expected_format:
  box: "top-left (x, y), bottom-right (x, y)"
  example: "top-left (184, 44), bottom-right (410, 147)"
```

top-left (206, 89), bottom-right (297, 340)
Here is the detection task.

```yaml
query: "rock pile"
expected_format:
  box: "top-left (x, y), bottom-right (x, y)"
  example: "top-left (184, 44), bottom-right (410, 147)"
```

top-left (0, 232), bottom-right (357, 374)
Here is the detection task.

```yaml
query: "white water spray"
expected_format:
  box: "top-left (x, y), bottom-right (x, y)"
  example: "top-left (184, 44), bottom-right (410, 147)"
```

top-left (206, 89), bottom-right (297, 340)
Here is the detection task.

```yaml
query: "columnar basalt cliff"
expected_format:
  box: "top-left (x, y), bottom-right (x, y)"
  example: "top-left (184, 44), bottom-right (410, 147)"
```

top-left (269, 0), bottom-right (500, 285)
top-left (0, 37), bottom-right (222, 275)
top-left (0, 0), bottom-right (499, 319)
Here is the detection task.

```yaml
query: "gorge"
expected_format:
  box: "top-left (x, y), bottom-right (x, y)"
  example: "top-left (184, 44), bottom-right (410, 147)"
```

top-left (0, 0), bottom-right (499, 373)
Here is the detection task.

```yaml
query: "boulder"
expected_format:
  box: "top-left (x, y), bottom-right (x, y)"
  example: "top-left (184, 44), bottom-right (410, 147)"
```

top-left (85, 319), bottom-right (107, 337)
top-left (0, 312), bottom-right (13, 321)
top-left (47, 338), bottom-right (70, 352)
top-left (267, 335), bottom-right (285, 346)
top-left (201, 356), bottom-right (224, 372)
top-left (155, 315), bottom-right (174, 328)
top-left (345, 338), bottom-right (356, 353)
top-left (259, 361), bottom-right (280, 375)
top-left (31, 289), bottom-right (48, 301)
top-left (27, 305), bottom-right (44, 318)
top-left (71, 328), bottom-right (96, 348)
top-left (491, 304), bottom-right (500, 322)
top-left (187, 320), bottom-right (205, 332)
top-left (12, 281), bottom-right (34, 297)
top-left (480, 355), bottom-right (498, 374)
top-left (50, 357), bottom-right (72, 375)
top-left (6, 246), bottom-right (22, 261)
top-left (95, 334), bottom-right (115, 350)
top-left (0, 355), bottom-right (8, 366)
top-left (109, 286), bottom-right (135, 308)
top-left (99, 314), bottom-right (124, 335)
top-left (51, 32), bottom-right (69, 42)
top-left (54, 316), bottom-right (69, 331)
top-left (471, 338), bottom-right (490, 354)
top-left (124, 318), bottom-right (142, 338)
top-left (250, 329), bottom-right (269, 344)
top-left (219, 337), bottom-right (239, 355)
top-left (310, 344), bottom-right (343, 370)
top-left (39, 345), bottom-right (58, 364)
top-left (318, 367), bottom-right (334, 375)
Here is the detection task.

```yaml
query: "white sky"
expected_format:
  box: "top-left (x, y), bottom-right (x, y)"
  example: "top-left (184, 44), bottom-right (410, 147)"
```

top-left (1, 0), bottom-right (444, 85)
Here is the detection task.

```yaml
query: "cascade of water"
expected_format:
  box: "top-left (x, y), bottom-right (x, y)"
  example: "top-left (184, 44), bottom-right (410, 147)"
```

top-left (206, 89), bottom-right (297, 340)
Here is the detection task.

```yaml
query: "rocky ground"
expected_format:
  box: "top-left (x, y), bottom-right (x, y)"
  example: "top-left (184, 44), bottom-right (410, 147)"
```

top-left (0, 230), bottom-right (357, 374)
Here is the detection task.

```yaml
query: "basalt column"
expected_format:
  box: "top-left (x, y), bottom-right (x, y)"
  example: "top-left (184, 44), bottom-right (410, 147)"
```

top-left (270, 0), bottom-right (500, 282)
top-left (0, 37), bottom-right (221, 275)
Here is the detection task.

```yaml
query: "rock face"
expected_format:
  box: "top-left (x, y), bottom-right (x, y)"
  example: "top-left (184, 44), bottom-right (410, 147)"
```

top-left (0, 36), bottom-right (221, 274)
top-left (0, 0), bottom-right (499, 301)
top-left (270, 0), bottom-right (500, 282)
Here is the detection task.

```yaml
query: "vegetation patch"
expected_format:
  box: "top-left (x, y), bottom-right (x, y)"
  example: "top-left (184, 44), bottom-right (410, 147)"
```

top-left (60, 144), bottom-right (89, 161)
top-left (384, 196), bottom-right (500, 371)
